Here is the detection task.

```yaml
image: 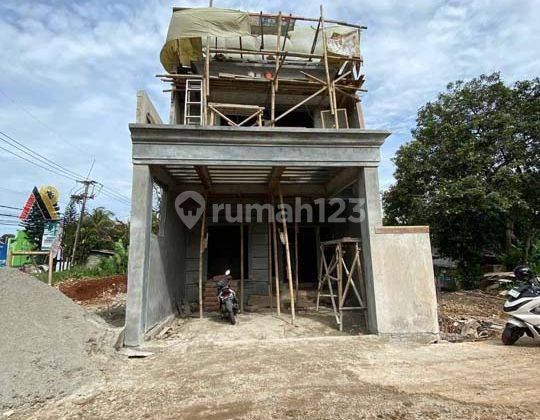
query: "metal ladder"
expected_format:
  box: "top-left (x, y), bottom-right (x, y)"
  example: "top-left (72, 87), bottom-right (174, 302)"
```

top-left (183, 79), bottom-right (205, 125)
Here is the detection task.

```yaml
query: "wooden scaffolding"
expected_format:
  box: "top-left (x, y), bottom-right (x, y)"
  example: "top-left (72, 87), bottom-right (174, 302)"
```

top-left (158, 5), bottom-right (366, 130)
top-left (316, 237), bottom-right (367, 331)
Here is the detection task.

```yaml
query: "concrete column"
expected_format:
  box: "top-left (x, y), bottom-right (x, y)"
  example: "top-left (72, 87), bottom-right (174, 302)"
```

top-left (357, 166), bottom-right (383, 333)
top-left (124, 164), bottom-right (153, 346)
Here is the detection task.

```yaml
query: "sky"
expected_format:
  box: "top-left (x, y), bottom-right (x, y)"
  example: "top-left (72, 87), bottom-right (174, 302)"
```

top-left (0, 0), bottom-right (539, 236)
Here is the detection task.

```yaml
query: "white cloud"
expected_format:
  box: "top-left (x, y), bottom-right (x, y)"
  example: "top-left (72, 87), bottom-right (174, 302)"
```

top-left (1, 0), bottom-right (539, 236)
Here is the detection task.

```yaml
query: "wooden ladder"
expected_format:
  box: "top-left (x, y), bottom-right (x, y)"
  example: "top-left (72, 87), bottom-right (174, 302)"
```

top-left (184, 79), bottom-right (205, 125)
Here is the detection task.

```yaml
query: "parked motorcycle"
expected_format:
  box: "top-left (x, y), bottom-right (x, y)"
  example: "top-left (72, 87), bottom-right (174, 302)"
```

top-left (502, 265), bottom-right (540, 345)
top-left (214, 270), bottom-right (239, 325)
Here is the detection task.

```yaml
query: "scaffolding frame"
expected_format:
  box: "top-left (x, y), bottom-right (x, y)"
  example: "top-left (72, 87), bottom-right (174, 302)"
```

top-left (316, 237), bottom-right (367, 331)
top-left (158, 5), bottom-right (365, 129)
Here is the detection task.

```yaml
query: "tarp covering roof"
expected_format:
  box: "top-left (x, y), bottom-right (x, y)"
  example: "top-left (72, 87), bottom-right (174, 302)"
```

top-left (160, 7), bottom-right (359, 72)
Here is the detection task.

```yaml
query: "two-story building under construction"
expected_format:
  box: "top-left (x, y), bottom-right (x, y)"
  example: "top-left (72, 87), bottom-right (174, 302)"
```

top-left (124, 6), bottom-right (439, 346)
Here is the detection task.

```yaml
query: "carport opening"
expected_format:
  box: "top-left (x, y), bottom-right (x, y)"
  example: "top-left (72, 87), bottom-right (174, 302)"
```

top-left (207, 225), bottom-right (248, 279)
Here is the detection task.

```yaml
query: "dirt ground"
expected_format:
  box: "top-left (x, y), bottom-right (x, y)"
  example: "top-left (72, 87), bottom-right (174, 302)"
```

top-left (10, 307), bottom-right (540, 420)
top-left (5, 279), bottom-right (538, 419)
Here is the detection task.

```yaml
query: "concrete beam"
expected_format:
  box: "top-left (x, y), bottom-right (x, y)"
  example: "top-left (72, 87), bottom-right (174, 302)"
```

top-left (170, 182), bottom-right (326, 197)
top-left (130, 125), bottom-right (390, 167)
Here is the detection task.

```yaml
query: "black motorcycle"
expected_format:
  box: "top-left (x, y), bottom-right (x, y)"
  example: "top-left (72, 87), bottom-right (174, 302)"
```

top-left (214, 270), bottom-right (239, 325)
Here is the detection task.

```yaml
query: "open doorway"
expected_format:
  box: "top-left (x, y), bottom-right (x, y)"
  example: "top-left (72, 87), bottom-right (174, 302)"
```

top-left (207, 225), bottom-right (248, 279)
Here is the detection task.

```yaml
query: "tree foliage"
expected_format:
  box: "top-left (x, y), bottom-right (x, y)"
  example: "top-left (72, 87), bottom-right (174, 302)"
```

top-left (22, 203), bottom-right (46, 248)
top-left (383, 74), bottom-right (539, 285)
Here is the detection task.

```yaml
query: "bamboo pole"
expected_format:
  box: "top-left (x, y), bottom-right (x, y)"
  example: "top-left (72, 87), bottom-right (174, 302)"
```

top-left (275, 12), bottom-right (282, 92)
top-left (267, 216), bottom-right (273, 309)
top-left (278, 186), bottom-right (295, 323)
top-left (240, 216), bottom-right (244, 313)
top-left (271, 196), bottom-right (281, 315)
top-left (337, 243), bottom-right (343, 331)
top-left (273, 85), bottom-right (327, 124)
top-left (208, 48), bottom-right (362, 62)
top-left (320, 5), bottom-right (338, 128)
top-left (271, 81), bottom-right (276, 127)
top-left (198, 203), bottom-right (207, 319)
top-left (294, 220), bottom-right (299, 304)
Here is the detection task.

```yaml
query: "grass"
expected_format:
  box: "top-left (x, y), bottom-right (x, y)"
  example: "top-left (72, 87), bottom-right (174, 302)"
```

top-left (37, 264), bottom-right (121, 285)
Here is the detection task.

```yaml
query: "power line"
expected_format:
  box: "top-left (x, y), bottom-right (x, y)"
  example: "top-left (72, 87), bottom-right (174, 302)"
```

top-left (0, 142), bottom-right (78, 181)
top-left (0, 130), bottom-right (85, 180)
top-left (0, 213), bottom-right (18, 218)
top-left (0, 87), bottom-right (132, 190)
top-left (0, 129), bottom-right (131, 206)
top-left (0, 205), bottom-right (22, 210)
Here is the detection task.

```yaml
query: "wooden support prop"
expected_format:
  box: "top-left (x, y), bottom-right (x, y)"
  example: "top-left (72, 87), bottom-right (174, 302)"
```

top-left (278, 186), bottom-right (295, 324)
top-left (273, 85), bottom-right (327, 124)
top-left (205, 37), bottom-right (211, 99)
top-left (270, 81), bottom-right (276, 126)
top-left (275, 12), bottom-right (282, 92)
top-left (198, 201), bottom-right (207, 319)
top-left (267, 215), bottom-right (273, 309)
top-left (208, 105), bottom-right (238, 127)
top-left (271, 196), bottom-right (281, 315)
top-left (273, 51), bottom-right (288, 87)
top-left (238, 110), bottom-right (262, 127)
top-left (309, 17), bottom-right (321, 62)
top-left (259, 12), bottom-right (264, 53)
top-left (300, 71), bottom-right (325, 85)
top-left (208, 47), bottom-right (362, 63)
top-left (320, 5), bottom-right (338, 128)
top-left (282, 14), bottom-right (292, 50)
top-left (294, 220), bottom-right (299, 304)
top-left (240, 213), bottom-right (244, 313)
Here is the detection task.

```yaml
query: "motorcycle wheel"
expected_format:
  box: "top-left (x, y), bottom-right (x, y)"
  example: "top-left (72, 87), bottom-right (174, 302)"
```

top-left (501, 323), bottom-right (524, 345)
top-left (225, 300), bottom-right (236, 325)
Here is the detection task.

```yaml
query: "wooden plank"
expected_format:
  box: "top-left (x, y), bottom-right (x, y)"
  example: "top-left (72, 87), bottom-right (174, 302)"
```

top-left (375, 226), bottom-right (430, 234)
top-left (268, 166), bottom-right (286, 191)
top-left (198, 203), bottom-right (207, 318)
top-left (240, 218), bottom-right (244, 312)
top-left (278, 186), bottom-right (295, 323)
top-left (195, 165), bottom-right (212, 191)
top-left (273, 85), bottom-right (327, 123)
top-left (270, 196), bottom-right (281, 315)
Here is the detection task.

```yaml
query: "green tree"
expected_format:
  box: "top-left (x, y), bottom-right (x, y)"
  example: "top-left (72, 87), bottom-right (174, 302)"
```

top-left (384, 74), bottom-right (539, 287)
top-left (22, 203), bottom-right (45, 248)
top-left (61, 199), bottom-right (78, 260)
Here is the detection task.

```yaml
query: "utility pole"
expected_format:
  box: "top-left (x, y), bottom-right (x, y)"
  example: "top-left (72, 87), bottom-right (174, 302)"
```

top-left (70, 180), bottom-right (95, 265)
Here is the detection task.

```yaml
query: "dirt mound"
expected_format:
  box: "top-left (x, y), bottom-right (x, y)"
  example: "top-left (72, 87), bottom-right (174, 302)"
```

top-left (0, 268), bottom-right (109, 411)
top-left (59, 275), bottom-right (127, 302)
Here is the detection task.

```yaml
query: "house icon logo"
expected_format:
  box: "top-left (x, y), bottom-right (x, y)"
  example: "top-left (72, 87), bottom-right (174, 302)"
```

top-left (174, 191), bottom-right (205, 229)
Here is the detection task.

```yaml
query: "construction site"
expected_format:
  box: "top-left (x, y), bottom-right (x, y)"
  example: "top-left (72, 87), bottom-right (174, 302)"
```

top-left (1, 3), bottom-right (539, 420)
top-left (125, 5), bottom-right (438, 346)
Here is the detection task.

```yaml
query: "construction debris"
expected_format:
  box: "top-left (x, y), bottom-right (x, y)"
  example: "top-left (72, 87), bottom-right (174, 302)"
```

top-left (438, 290), bottom-right (507, 342)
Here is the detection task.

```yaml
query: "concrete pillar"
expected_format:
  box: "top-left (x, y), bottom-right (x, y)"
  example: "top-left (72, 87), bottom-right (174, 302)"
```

top-left (124, 164), bottom-right (153, 346)
top-left (357, 167), bottom-right (383, 333)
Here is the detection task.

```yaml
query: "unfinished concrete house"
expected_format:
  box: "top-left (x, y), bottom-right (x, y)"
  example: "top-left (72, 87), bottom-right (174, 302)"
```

top-left (125, 6), bottom-right (439, 346)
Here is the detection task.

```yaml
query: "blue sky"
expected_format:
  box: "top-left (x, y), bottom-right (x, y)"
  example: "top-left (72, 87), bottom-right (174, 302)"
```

top-left (1, 0), bottom-right (539, 236)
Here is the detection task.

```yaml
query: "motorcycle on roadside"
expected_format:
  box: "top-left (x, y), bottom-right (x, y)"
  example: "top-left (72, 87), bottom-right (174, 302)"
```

top-left (501, 265), bottom-right (540, 345)
top-left (212, 270), bottom-right (239, 325)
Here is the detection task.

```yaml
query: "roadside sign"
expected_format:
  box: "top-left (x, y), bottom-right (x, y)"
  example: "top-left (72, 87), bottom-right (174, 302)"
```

top-left (41, 221), bottom-right (60, 251)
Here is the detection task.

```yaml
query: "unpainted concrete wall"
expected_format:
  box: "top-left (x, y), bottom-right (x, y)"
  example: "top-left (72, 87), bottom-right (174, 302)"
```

top-left (371, 227), bottom-right (439, 338)
top-left (144, 192), bottom-right (186, 331)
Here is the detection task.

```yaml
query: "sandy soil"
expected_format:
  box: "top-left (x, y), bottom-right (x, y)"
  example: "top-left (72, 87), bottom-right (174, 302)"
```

top-left (11, 311), bottom-right (539, 420)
